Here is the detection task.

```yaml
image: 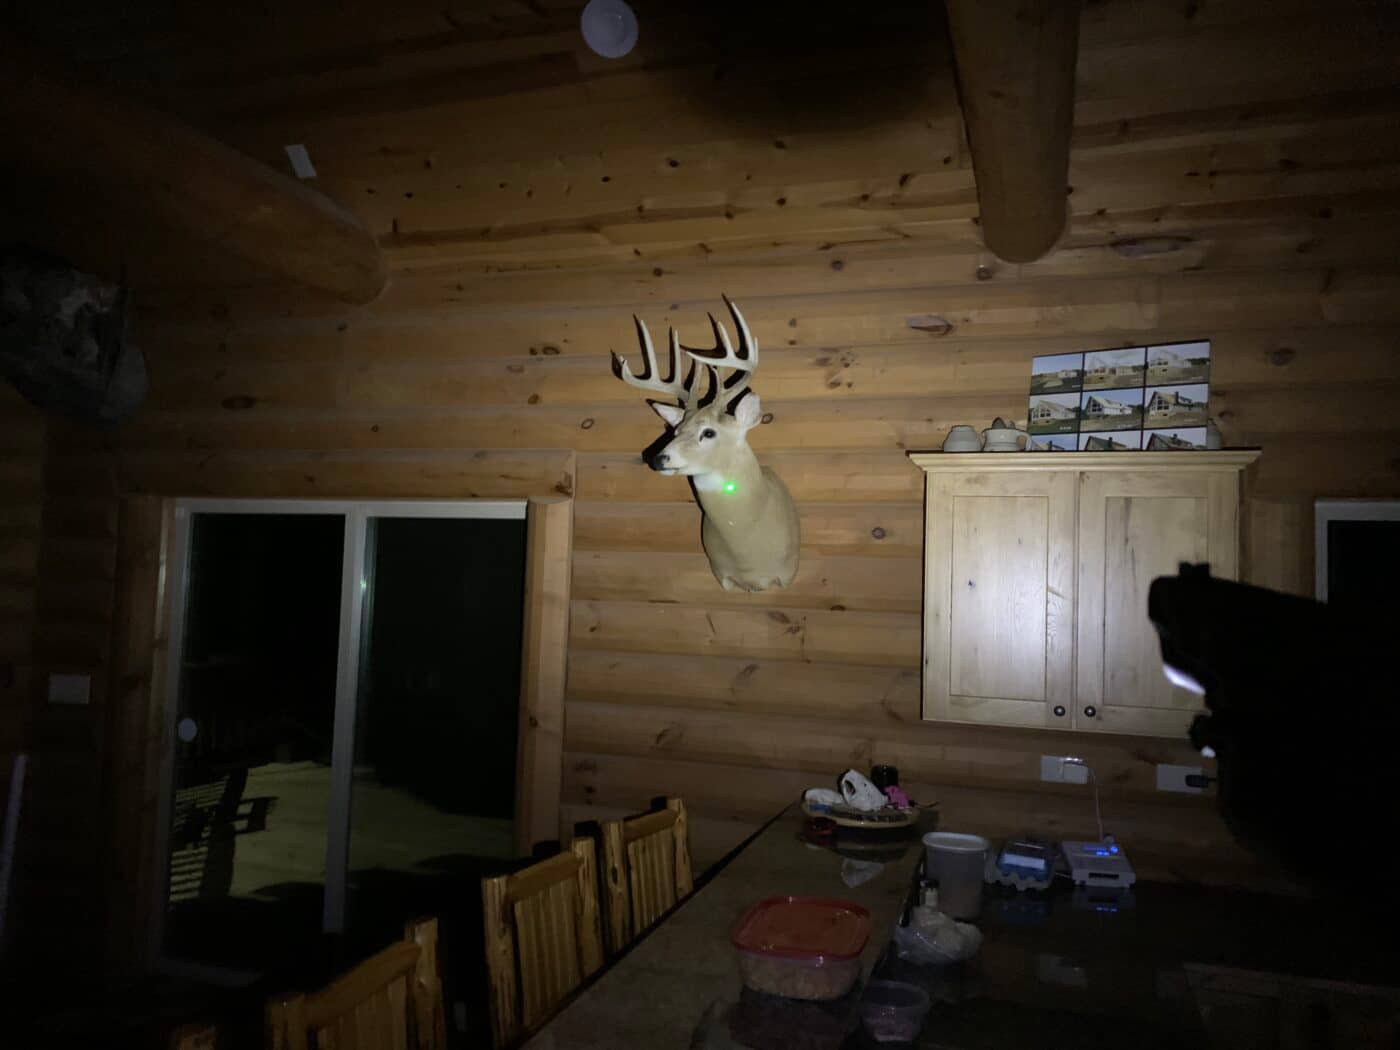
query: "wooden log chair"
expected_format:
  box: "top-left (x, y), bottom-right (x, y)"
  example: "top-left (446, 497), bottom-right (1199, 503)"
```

top-left (481, 837), bottom-right (604, 1049)
top-left (169, 1022), bottom-right (220, 1050)
top-left (265, 916), bottom-right (447, 1050)
top-left (600, 797), bottom-right (694, 956)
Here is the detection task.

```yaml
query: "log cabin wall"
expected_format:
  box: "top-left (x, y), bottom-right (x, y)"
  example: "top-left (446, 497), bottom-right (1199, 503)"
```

top-left (6, 0), bottom-right (1400, 962)
top-left (0, 388), bottom-right (44, 957)
top-left (0, 387), bottom-right (45, 755)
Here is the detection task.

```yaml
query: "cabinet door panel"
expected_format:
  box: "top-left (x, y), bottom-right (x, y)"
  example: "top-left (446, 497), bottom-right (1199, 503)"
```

top-left (950, 496), bottom-right (1047, 702)
top-left (924, 472), bottom-right (1075, 729)
top-left (1078, 471), bottom-right (1240, 735)
top-left (1103, 494), bottom-right (1206, 710)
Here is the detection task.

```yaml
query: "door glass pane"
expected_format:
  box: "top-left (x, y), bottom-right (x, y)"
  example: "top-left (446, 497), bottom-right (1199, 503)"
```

top-left (163, 513), bottom-right (344, 971)
top-left (346, 516), bottom-right (527, 938)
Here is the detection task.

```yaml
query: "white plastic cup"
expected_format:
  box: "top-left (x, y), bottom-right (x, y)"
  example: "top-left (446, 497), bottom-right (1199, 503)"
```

top-left (922, 832), bottom-right (989, 919)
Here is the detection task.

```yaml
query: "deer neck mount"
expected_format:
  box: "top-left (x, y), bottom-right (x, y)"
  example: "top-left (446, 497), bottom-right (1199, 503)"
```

top-left (611, 296), bottom-right (800, 592)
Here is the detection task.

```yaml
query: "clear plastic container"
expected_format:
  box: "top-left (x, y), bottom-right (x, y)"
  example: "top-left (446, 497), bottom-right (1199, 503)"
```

top-left (860, 980), bottom-right (932, 1043)
top-left (730, 896), bottom-right (871, 1001)
top-left (922, 832), bottom-right (990, 919)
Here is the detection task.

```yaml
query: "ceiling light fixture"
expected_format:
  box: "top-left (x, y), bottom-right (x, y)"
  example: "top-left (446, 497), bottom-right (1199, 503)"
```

top-left (580, 0), bottom-right (638, 59)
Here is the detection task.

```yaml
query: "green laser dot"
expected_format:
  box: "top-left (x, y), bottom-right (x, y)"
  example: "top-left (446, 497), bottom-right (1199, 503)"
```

top-left (724, 482), bottom-right (737, 493)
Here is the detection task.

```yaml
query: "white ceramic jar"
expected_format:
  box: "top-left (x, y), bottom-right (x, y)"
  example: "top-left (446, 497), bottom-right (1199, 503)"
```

top-left (942, 425), bottom-right (983, 452)
top-left (982, 426), bottom-right (1023, 451)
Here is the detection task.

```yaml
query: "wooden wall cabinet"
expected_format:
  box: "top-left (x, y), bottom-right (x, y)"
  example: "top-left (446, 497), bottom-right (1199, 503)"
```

top-left (910, 452), bottom-right (1258, 737)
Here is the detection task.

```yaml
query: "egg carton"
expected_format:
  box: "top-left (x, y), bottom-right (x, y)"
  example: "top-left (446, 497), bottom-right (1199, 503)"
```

top-left (983, 850), bottom-right (1053, 892)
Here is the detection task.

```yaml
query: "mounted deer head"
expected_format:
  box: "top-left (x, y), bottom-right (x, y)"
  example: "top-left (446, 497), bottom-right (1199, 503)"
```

top-left (611, 296), bottom-right (800, 592)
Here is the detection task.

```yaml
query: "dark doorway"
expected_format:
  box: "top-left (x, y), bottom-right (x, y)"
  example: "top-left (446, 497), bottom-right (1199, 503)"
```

top-left (159, 503), bottom-right (530, 1034)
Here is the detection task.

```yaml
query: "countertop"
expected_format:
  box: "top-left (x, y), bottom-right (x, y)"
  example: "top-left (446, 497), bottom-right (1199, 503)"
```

top-left (526, 808), bottom-right (1400, 1049)
top-left (524, 807), bottom-right (924, 1049)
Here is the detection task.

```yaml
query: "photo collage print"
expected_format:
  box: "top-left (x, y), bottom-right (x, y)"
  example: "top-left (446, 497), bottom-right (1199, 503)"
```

top-left (1027, 341), bottom-right (1211, 451)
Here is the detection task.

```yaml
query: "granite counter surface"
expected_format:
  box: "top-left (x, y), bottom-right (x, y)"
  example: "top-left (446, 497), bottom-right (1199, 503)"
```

top-left (524, 807), bottom-right (922, 1049)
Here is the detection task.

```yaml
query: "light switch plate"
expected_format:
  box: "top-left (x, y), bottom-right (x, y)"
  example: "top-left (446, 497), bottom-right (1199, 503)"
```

top-left (48, 672), bottom-right (91, 705)
top-left (1156, 763), bottom-right (1205, 794)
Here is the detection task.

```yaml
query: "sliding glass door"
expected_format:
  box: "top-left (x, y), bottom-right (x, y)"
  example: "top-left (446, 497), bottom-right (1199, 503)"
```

top-left (345, 514), bottom-right (527, 945)
top-left (156, 500), bottom-right (527, 977)
top-left (161, 511), bottom-right (344, 972)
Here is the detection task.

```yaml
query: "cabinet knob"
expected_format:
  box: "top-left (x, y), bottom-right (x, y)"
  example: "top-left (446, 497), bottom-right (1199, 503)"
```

top-left (1053, 705), bottom-right (1066, 718)
top-left (1083, 706), bottom-right (1097, 719)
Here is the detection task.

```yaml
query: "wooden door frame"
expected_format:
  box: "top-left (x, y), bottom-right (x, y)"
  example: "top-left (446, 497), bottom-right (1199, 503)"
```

top-left (102, 494), bottom-right (572, 969)
top-left (513, 497), bottom-right (571, 856)
top-left (103, 495), bottom-right (177, 971)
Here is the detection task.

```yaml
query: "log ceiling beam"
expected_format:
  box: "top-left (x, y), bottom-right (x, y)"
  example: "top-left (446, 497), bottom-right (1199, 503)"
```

top-left (944, 0), bottom-right (1082, 264)
top-left (0, 30), bottom-right (388, 305)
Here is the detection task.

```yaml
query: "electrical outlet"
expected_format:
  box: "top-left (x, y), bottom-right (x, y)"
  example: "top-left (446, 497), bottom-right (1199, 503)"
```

top-left (1156, 763), bottom-right (1205, 794)
top-left (1040, 755), bottom-right (1090, 785)
top-left (47, 672), bottom-right (90, 705)
top-left (284, 143), bottom-right (318, 179)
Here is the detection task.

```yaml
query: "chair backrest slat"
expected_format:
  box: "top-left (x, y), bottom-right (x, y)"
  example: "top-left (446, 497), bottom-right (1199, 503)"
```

top-left (169, 1023), bottom-right (220, 1050)
top-left (303, 941), bottom-right (419, 1029)
top-left (602, 797), bottom-right (693, 956)
top-left (407, 912), bottom-right (447, 1048)
top-left (601, 821), bottom-right (630, 953)
top-left (626, 834), bottom-right (667, 933)
top-left (574, 834), bottom-right (604, 976)
top-left (506, 849), bottom-right (579, 904)
top-left (266, 917), bottom-right (444, 1050)
top-left (385, 975), bottom-right (410, 1050)
top-left (267, 995), bottom-right (310, 1050)
top-left (621, 807), bottom-right (676, 844)
top-left (670, 798), bottom-right (694, 898)
top-left (482, 874), bottom-right (518, 1050)
top-left (523, 878), bottom-right (580, 1029)
top-left (483, 837), bottom-right (603, 1048)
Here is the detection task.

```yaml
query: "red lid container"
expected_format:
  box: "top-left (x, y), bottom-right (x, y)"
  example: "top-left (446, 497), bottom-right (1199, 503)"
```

top-left (730, 896), bottom-right (872, 962)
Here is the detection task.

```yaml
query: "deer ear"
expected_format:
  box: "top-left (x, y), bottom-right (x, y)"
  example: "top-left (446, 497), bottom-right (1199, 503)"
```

top-left (651, 401), bottom-right (685, 427)
top-left (732, 392), bottom-right (762, 431)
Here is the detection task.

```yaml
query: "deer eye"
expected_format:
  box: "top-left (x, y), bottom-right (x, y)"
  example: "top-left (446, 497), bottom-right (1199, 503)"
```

top-left (700, 428), bottom-right (717, 440)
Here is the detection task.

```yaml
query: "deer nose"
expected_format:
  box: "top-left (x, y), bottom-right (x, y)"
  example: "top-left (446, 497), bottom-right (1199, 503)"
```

top-left (650, 451), bottom-right (671, 470)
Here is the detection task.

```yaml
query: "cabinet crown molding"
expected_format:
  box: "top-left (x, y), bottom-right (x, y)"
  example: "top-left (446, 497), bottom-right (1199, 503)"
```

top-left (908, 450), bottom-right (1261, 472)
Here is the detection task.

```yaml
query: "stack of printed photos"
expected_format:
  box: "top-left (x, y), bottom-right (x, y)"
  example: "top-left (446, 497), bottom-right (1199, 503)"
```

top-left (1027, 341), bottom-right (1211, 451)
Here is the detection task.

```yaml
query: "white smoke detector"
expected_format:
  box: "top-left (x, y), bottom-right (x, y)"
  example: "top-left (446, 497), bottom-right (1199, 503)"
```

top-left (581, 0), bottom-right (638, 58)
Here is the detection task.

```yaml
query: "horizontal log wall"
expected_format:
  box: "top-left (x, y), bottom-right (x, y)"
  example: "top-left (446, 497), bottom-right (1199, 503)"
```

top-left (12, 0), bottom-right (1400, 958)
top-left (0, 387), bottom-right (44, 755)
top-left (0, 388), bottom-right (45, 955)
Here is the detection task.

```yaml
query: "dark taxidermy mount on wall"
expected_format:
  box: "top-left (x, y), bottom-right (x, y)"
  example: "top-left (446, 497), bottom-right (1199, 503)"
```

top-left (0, 246), bottom-right (147, 425)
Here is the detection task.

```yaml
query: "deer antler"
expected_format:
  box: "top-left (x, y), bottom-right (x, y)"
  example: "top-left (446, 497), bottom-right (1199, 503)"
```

top-left (681, 295), bottom-right (758, 412)
top-left (611, 316), bottom-right (712, 406)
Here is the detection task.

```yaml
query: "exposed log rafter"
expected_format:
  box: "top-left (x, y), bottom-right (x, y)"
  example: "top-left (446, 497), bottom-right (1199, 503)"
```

top-left (945, 0), bottom-right (1082, 264)
top-left (0, 30), bottom-right (388, 305)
